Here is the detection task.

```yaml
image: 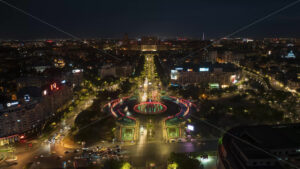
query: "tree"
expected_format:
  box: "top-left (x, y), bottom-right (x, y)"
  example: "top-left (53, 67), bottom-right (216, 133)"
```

top-left (121, 162), bottom-right (131, 169)
top-left (103, 160), bottom-right (131, 169)
top-left (168, 162), bottom-right (179, 169)
top-left (120, 79), bottom-right (133, 93)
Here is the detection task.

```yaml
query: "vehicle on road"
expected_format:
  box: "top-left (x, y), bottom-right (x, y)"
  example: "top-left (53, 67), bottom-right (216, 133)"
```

top-left (177, 138), bottom-right (187, 143)
top-left (169, 139), bottom-right (176, 143)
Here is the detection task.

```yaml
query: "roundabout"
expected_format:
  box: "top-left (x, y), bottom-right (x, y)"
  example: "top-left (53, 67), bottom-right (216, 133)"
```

top-left (106, 96), bottom-right (193, 120)
top-left (104, 54), bottom-right (196, 142)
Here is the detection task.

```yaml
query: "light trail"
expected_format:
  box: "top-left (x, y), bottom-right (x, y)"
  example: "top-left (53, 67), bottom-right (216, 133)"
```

top-left (136, 128), bottom-right (147, 155)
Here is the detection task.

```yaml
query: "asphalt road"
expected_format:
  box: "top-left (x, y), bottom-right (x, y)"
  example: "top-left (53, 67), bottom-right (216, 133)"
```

top-left (128, 114), bottom-right (218, 168)
top-left (125, 140), bottom-right (218, 168)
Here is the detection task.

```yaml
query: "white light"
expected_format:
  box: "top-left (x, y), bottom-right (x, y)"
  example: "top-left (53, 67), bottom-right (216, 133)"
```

top-left (199, 68), bottom-right (209, 72)
top-left (221, 85), bottom-right (229, 88)
top-left (7, 101), bottom-right (19, 107)
top-left (196, 156), bottom-right (213, 165)
top-left (268, 50), bottom-right (272, 55)
top-left (61, 80), bottom-right (66, 84)
top-left (72, 69), bottom-right (83, 74)
top-left (187, 125), bottom-right (194, 131)
top-left (200, 157), bottom-right (212, 164)
top-left (43, 90), bottom-right (47, 96)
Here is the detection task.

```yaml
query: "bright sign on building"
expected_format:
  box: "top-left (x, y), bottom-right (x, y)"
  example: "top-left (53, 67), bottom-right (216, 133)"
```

top-left (50, 83), bottom-right (58, 91)
top-left (175, 67), bottom-right (183, 71)
top-left (24, 94), bottom-right (30, 102)
top-left (199, 68), bottom-right (209, 72)
top-left (171, 70), bottom-right (178, 80)
top-left (285, 51), bottom-right (296, 59)
top-left (187, 69), bottom-right (193, 72)
top-left (209, 83), bottom-right (219, 89)
top-left (230, 75), bottom-right (237, 84)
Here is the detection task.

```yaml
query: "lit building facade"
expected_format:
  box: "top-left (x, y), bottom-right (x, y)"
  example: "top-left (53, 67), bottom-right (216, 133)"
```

top-left (0, 84), bottom-right (73, 145)
top-left (170, 63), bottom-right (241, 88)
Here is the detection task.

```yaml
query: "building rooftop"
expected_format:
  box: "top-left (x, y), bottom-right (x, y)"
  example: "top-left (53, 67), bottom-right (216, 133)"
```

top-left (239, 124), bottom-right (300, 149)
top-left (172, 62), bottom-right (237, 72)
top-left (221, 123), bottom-right (300, 169)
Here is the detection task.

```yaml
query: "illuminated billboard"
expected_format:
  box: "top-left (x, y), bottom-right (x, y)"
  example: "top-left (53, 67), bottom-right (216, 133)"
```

top-left (230, 75), bottom-right (237, 84)
top-left (175, 67), bottom-right (183, 71)
top-left (187, 69), bottom-right (193, 72)
top-left (209, 83), bottom-right (219, 89)
top-left (171, 70), bottom-right (178, 80)
top-left (199, 68), bottom-right (209, 72)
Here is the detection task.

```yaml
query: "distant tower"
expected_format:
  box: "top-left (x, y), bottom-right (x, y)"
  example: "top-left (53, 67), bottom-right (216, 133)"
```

top-left (202, 32), bottom-right (205, 41)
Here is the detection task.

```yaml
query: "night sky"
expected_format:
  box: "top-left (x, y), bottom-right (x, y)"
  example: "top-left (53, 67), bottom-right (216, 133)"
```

top-left (0, 0), bottom-right (300, 39)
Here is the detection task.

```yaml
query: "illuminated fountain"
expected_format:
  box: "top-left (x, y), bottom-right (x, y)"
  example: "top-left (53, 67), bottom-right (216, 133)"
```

top-left (133, 102), bottom-right (167, 114)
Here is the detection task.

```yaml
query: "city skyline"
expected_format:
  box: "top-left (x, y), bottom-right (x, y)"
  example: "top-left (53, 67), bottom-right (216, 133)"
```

top-left (0, 0), bottom-right (299, 169)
